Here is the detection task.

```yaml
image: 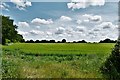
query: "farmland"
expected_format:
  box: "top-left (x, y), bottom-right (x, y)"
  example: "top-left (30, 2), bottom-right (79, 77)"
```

top-left (2, 43), bottom-right (115, 78)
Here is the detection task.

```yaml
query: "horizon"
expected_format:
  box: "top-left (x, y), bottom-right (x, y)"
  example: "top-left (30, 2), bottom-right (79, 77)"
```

top-left (23, 38), bottom-right (117, 43)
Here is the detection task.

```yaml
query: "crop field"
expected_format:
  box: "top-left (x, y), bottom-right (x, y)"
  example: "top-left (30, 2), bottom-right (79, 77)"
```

top-left (2, 43), bottom-right (115, 78)
top-left (2, 43), bottom-right (115, 55)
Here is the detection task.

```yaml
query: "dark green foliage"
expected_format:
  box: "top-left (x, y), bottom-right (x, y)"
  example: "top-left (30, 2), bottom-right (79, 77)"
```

top-left (0, 15), bottom-right (2, 44)
top-left (62, 39), bottom-right (66, 43)
top-left (100, 39), bottom-right (120, 79)
top-left (99, 38), bottom-right (117, 43)
top-left (1, 15), bottom-right (25, 45)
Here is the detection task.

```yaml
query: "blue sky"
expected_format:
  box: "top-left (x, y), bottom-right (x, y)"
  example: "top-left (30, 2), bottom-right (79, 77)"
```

top-left (0, 0), bottom-right (119, 42)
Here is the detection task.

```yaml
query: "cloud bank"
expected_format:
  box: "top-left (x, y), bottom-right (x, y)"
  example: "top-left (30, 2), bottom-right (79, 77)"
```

top-left (67, 0), bottom-right (105, 10)
top-left (17, 14), bottom-right (118, 42)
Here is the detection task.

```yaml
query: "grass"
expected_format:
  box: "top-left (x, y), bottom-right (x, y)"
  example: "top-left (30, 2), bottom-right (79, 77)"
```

top-left (2, 43), bottom-right (115, 78)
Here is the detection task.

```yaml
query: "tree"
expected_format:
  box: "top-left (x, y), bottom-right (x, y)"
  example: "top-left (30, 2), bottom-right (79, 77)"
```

top-left (77, 40), bottom-right (87, 43)
top-left (35, 40), bottom-right (40, 43)
top-left (0, 15), bottom-right (2, 44)
top-left (41, 40), bottom-right (48, 43)
top-left (62, 39), bottom-right (66, 43)
top-left (29, 40), bottom-right (34, 43)
top-left (99, 38), bottom-right (116, 43)
top-left (1, 15), bottom-right (24, 45)
top-left (50, 40), bottom-right (55, 43)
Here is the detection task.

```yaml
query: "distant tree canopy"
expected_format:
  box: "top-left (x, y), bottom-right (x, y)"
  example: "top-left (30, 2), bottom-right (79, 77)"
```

top-left (2, 15), bottom-right (25, 45)
top-left (62, 39), bottom-right (66, 43)
top-left (24, 38), bottom-right (117, 43)
top-left (25, 39), bottom-right (87, 43)
top-left (99, 38), bottom-right (117, 43)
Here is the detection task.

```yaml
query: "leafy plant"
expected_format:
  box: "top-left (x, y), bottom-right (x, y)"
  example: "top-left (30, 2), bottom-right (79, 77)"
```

top-left (2, 59), bottom-right (20, 78)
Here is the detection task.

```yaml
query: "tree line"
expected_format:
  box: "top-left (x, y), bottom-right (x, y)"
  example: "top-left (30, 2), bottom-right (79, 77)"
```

top-left (25, 38), bottom-right (117, 43)
top-left (25, 39), bottom-right (87, 43)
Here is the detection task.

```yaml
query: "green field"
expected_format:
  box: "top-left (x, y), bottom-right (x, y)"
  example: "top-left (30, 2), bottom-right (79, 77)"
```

top-left (2, 43), bottom-right (115, 54)
top-left (2, 43), bottom-right (115, 78)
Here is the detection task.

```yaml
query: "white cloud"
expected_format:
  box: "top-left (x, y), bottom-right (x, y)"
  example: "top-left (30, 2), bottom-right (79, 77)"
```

top-left (115, 25), bottom-right (119, 29)
top-left (98, 22), bottom-right (116, 29)
top-left (90, 15), bottom-right (102, 22)
top-left (84, 19), bottom-right (89, 22)
top-left (85, 21), bottom-right (118, 42)
top-left (60, 16), bottom-right (72, 21)
top-left (29, 30), bottom-right (44, 35)
top-left (11, 0), bottom-right (25, 7)
top-left (0, 4), bottom-right (5, 9)
top-left (18, 22), bottom-right (29, 27)
top-left (26, 1), bottom-right (32, 6)
top-left (76, 26), bottom-right (86, 32)
top-left (65, 27), bottom-right (74, 35)
top-left (67, 2), bottom-right (87, 9)
top-left (0, 3), bottom-right (9, 11)
top-left (83, 14), bottom-right (102, 22)
top-left (67, 0), bottom-right (105, 10)
top-left (92, 28), bottom-right (101, 32)
top-left (10, 0), bottom-right (32, 10)
top-left (31, 18), bottom-right (53, 25)
top-left (46, 31), bottom-right (53, 36)
top-left (55, 27), bottom-right (65, 35)
top-left (90, 0), bottom-right (105, 6)
top-left (76, 20), bottom-right (82, 24)
top-left (17, 30), bottom-right (29, 35)
top-left (67, 3), bottom-right (75, 9)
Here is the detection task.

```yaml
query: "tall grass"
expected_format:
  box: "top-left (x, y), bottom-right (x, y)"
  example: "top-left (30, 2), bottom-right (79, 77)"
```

top-left (2, 43), bottom-right (115, 78)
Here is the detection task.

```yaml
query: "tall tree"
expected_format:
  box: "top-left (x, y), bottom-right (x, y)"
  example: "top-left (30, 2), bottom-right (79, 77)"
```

top-left (1, 15), bottom-right (24, 45)
top-left (0, 15), bottom-right (2, 44)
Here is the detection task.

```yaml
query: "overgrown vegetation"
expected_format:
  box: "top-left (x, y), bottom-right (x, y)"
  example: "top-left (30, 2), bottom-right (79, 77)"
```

top-left (2, 43), bottom-right (114, 78)
top-left (100, 39), bottom-right (120, 79)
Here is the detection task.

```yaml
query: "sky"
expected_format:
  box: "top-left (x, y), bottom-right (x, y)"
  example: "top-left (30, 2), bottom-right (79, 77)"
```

top-left (0, 0), bottom-right (119, 42)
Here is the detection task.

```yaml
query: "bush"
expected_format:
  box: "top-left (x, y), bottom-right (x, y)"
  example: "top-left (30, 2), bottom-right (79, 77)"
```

top-left (100, 40), bottom-right (120, 79)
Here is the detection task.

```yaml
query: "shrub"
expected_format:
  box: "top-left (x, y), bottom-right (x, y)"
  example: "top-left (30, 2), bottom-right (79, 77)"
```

top-left (100, 40), bottom-right (120, 79)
